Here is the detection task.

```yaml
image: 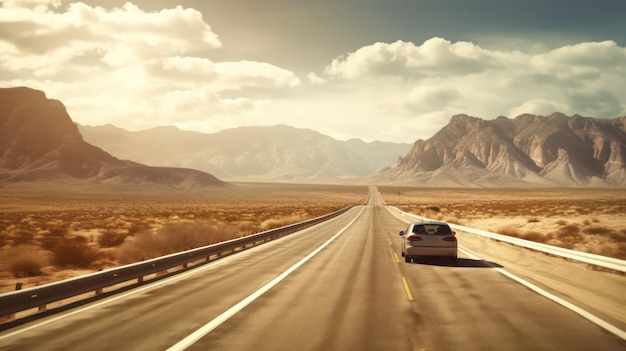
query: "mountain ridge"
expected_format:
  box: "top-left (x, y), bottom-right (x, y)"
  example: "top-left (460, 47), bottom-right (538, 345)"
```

top-left (371, 113), bottom-right (626, 187)
top-left (0, 87), bottom-right (226, 190)
top-left (2, 86), bottom-right (624, 188)
top-left (77, 123), bottom-right (412, 182)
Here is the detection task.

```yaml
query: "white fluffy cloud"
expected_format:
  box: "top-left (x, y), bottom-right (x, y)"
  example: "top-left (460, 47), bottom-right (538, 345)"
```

top-left (0, 2), bottom-right (624, 143)
top-left (0, 2), bottom-right (300, 132)
top-left (0, 2), bottom-right (221, 70)
top-left (313, 38), bottom-right (626, 141)
top-left (149, 57), bottom-right (300, 90)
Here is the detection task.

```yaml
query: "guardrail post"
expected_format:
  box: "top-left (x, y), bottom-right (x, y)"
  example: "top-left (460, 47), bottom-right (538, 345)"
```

top-left (15, 282), bottom-right (22, 290)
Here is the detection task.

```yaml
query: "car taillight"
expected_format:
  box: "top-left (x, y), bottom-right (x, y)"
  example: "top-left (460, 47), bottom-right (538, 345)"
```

top-left (407, 236), bottom-right (423, 241)
top-left (443, 237), bottom-right (457, 242)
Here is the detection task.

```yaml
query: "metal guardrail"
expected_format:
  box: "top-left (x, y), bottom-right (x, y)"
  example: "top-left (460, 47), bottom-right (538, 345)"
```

top-left (393, 207), bottom-right (626, 273)
top-left (0, 206), bottom-right (354, 318)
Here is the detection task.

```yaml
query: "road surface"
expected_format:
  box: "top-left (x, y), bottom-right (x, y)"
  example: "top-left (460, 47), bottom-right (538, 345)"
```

top-left (1, 187), bottom-right (624, 350)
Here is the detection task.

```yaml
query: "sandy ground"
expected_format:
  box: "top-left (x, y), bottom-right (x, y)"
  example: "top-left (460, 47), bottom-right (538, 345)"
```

top-left (378, 186), bottom-right (626, 259)
top-left (1, 185), bottom-right (624, 296)
top-left (0, 183), bottom-right (368, 294)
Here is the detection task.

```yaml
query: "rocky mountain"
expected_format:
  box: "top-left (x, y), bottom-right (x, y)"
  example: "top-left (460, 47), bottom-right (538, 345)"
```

top-left (0, 87), bottom-right (225, 189)
top-left (78, 124), bottom-right (412, 182)
top-left (372, 113), bottom-right (626, 187)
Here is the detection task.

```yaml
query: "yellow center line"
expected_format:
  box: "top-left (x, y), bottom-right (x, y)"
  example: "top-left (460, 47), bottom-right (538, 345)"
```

top-left (387, 237), bottom-right (392, 245)
top-left (392, 252), bottom-right (400, 263)
top-left (401, 276), bottom-right (415, 301)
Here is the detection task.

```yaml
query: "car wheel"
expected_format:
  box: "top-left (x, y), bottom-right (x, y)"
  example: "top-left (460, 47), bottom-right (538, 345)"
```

top-left (405, 256), bottom-right (411, 263)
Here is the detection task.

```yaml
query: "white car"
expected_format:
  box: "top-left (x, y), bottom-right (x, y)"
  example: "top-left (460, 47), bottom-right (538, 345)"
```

top-left (400, 220), bottom-right (457, 263)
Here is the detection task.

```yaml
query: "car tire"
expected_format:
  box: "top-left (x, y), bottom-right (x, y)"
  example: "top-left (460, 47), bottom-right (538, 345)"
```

top-left (405, 256), bottom-right (411, 263)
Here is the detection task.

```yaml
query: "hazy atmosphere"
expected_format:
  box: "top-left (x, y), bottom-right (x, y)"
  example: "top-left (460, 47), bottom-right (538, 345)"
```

top-left (1, 0), bottom-right (625, 142)
top-left (2, 2), bottom-right (626, 346)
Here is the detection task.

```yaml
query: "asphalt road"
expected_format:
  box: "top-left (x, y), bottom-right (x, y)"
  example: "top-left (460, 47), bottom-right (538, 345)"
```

top-left (1, 188), bottom-right (624, 350)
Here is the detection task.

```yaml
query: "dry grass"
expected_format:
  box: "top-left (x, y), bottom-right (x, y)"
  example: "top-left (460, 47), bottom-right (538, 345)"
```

top-left (0, 183), bottom-right (366, 292)
top-left (380, 186), bottom-right (626, 260)
top-left (116, 221), bottom-right (241, 264)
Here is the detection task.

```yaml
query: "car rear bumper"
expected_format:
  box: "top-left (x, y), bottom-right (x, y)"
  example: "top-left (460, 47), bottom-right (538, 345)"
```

top-left (405, 246), bottom-right (457, 257)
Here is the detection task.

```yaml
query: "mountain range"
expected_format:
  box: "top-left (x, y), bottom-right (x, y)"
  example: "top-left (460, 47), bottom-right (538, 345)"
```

top-left (0, 87), bottom-right (225, 190)
top-left (1, 86), bottom-right (625, 188)
top-left (369, 113), bottom-right (626, 187)
top-left (77, 124), bottom-right (411, 182)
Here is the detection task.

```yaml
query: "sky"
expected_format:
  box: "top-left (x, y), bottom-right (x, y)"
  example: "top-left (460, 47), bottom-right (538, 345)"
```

top-left (1, 0), bottom-right (625, 143)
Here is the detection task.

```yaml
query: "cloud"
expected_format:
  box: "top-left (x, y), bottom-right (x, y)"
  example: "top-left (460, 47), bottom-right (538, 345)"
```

top-left (0, 2), bottom-right (222, 71)
top-left (149, 57), bottom-right (300, 90)
top-left (0, 2), bottom-right (624, 143)
top-left (324, 38), bottom-right (500, 79)
top-left (0, 2), bottom-right (301, 133)
top-left (315, 37), bottom-right (626, 141)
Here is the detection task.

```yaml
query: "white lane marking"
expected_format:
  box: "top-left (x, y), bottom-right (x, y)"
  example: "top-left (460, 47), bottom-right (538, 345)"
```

top-left (383, 204), bottom-right (626, 341)
top-left (167, 205), bottom-right (366, 351)
top-left (459, 246), bottom-right (626, 341)
top-left (0, 209), bottom-right (355, 341)
top-left (0, 232), bottom-right (282, 341)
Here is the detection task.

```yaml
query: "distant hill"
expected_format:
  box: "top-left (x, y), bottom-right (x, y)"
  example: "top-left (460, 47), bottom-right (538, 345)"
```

top-left (369, 113), bottom-right (626, 187)
top-left (0, 87), bottom-right (226, 190)
top-left (78, 124), bottom-right (412, 182)
top-left (4, 86), bottom-right (623, 188)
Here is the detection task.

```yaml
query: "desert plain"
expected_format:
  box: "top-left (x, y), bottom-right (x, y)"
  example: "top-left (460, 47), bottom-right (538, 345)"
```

top-left (1, 183), bottom-right (625, 294)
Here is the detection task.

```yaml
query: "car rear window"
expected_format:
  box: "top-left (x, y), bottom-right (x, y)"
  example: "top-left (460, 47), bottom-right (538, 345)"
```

top-left (413, 224), bottom-right (453, 235)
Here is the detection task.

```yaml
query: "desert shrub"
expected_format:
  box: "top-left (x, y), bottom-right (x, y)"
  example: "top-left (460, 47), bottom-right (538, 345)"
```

top-left (10, 229), bottom-right (36, 245)
top-left (116, 221), bottom-right (241, 264)
top-left (127, 224), bottom-right (147, 235)
top-left (425, 206), bottom-right (441, 212)
top-left (39, 227), bottom-right (68, 250)
top-left (52, 237), bottom-right (101, 268)
top-left (527, 217), bottom-right (540, 223)
top-left (559, 224), bottom-right (580, 235)
top-left (582, 226), bottom-right (612, 235)
top-left (97, 230), bottom-right (127, 248)
top-left (556, 220), bottom-right (568, 226)
top-left (260, 214), bottom-right (306, 231)
top-left (497, 226), bottom-right (521, 237)
top-left (236, 220), bottom-right (260, 233)
top-left (1, 245), bottom-right (48, 277)
top-left (554, 224), bottom-right (583, 247)
top-left (616, 243), bottom-right (626, 260)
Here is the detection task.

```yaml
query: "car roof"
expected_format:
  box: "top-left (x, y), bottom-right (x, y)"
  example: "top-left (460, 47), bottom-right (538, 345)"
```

top-left (412, 220), bottom-right (449, 226)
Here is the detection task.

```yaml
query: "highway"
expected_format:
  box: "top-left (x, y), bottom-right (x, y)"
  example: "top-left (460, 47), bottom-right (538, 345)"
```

top-left (1, 187), bottom-right (624, 350)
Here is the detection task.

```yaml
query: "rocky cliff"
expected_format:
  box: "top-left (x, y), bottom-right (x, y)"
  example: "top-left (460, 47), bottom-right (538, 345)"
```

top-left (375, 113), bottom-right (626, 187)
top-left (0, 87), bottom-right (225, 189)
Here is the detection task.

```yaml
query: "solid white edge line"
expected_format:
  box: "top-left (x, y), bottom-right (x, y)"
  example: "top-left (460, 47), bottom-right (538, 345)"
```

top-left (0, 231), bottom-right (288, 341)
top-left (166, 205), bottom-right (366, 351)
top-left (0, 208), bottom-right (354, 341)
top-left (458, 246), bottom-right (626, 341)
top-left (383, 203), bottom-right (626, 341)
